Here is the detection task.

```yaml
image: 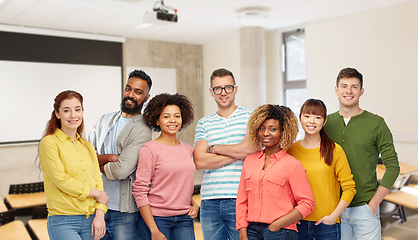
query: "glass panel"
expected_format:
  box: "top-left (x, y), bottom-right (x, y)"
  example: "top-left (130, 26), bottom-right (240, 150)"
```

top-left (284, 31), bottom-right (306, 81)
top-left (285, 88), bottom-right (307, 141)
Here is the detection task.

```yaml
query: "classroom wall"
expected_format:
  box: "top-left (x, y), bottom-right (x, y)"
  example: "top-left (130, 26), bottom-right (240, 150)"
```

top-left (123, 38), bottom-right (204, 146)
top-left (0, 38), bottom-right (204, 198)
top-left (305, 0), bottom-right (418, 166)
top-left (202, 1), bottom-right (418, 166)
top-left (202, 35), bottom-right (241, 115)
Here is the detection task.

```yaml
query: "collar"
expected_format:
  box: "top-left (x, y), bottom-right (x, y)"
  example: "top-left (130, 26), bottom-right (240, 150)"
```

top-left (256, 148), bottom-right (287, 163)
top-left (119, 110), bottom-right (143, 123)
top-left (54, 128), bottom-right (81, 143)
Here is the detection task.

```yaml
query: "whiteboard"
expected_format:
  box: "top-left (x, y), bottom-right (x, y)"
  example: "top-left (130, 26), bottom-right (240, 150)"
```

top-left (0, 61), bottom-right (122, 143)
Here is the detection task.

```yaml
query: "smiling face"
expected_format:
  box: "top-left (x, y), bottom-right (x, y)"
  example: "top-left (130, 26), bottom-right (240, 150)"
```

top-left (300, 113), bottom-right (326, 136)
top-left (121, 77), bottom-right (150, 117)
top-left (258, 119), bottom-right (282, 151)
top-left (55, 97), bottom-right (83, 136)
top-left (157, 105), bottom-right (182, 136)
top-left (210, 75), bottom-right (237, 110)
top-left (335, 77), bottom-right (364, 108)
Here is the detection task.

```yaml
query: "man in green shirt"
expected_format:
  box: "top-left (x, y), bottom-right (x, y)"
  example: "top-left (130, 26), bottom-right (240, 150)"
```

top-left (324, 67), bottom-right (399, 240)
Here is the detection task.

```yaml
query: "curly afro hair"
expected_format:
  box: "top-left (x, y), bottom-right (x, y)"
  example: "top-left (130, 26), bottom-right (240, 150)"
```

top-left (247, 104), bottom-right (298, 151)
top-left (143, 93), bottom-right (194, 132)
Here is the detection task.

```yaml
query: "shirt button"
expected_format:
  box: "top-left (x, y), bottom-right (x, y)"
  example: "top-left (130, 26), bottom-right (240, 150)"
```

top-left (342, 140), bottom-right (345, 143)
top-left (343, 131), bottom-right (345, 134)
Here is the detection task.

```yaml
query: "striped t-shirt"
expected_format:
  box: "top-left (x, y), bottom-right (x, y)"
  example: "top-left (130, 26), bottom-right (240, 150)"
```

top-left (194, 106), bottom-right (252, 200)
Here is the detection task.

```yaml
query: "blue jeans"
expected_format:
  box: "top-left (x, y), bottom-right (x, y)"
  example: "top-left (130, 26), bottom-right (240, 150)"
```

top-left (200, 199), bottom-right (239, 240)
top-left (340, 204), bottom-right (381, 240)
top-left (247, 222), bottom-right (298, 240)
top-left (138, 213), bottom-right (195, 240)
top-left (297, 220), bottom-right (340, 240)
top-left (102, 210), bottom-right (139, 240)
top-left (47, 214), bottom-right (95, 240)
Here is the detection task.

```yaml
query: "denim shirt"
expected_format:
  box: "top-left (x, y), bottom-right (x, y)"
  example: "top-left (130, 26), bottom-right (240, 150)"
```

top-left (88, 111), bottom-right (152, 213)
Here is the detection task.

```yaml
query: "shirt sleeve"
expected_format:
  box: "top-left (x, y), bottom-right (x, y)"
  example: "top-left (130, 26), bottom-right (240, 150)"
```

top-left (104, 124), bottom-right (151, 181)
top-left (132, 145), bottom-right (155, 208)
top-left (85, 141), bottom-right (108, 214)
top-left (236, 158), bottom-right (250, 230)
top-left (194, 119), bottom-right (207, 143)
top-left (290, 162), bottom-right (315, 218)
top-left (377, 118), bottom-right (400, 190)
top-left (334, 145), bottom-right (356, 205)
top-left (39, 136), bottom-right (90, 200)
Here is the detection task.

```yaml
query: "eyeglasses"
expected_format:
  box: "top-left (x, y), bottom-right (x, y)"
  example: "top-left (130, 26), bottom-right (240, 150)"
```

top-left (211, 85), bottom-right (236, 95)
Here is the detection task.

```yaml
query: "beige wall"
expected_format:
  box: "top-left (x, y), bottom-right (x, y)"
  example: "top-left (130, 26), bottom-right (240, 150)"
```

top-left (306, 0), bottom-right (418, 166)
top-left (0, 143), bottom-right (41, 198)
top-left (2, 0), bottom-right (417, 198)
top-left (123, 38), bottom-right (204, 145)
top-left (202, 1), bottom-right (418, 166)
top-left (202, 36), bottom-right (241, 115)
top-left (0, 38), bottom-right (204, 198)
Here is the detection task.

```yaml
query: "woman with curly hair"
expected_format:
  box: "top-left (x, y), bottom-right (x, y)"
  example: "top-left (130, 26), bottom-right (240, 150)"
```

top-left (132, 93), bottom-right (199, 240)
top-left (287, 99), bottom-right (355, 240)
top-left (236, 104), bottom-right (315, 240)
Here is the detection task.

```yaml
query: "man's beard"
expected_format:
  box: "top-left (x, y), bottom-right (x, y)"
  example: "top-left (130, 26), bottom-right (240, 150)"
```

top-left (120, 97), bottom-right (144, 115)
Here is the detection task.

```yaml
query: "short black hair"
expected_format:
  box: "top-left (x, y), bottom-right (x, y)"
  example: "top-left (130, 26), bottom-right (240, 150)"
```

top-left (143, 93), bottom-right (194, 132)
top-left (128, 69), bottom-right (152, 91)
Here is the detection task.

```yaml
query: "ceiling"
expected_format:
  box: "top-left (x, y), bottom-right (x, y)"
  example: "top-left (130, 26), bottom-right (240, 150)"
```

top-left (0, 0), bottom-right (414, 44)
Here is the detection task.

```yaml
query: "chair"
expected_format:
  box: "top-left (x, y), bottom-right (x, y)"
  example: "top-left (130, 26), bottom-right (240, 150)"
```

top-left (31, 205), bottom-right (48, 219)
top-left (4, 181), bottom-right (46, 216)
top-left (380, 174), bottom-right (414, 230)
top-left (0, 210), bottom-right (15, 226)
top-left (27, 206), bottom-right (49, 240)
top-left (8, 181), bottom-right (44, 194)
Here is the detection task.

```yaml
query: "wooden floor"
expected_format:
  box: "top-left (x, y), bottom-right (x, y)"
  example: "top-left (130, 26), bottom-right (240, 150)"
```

top-left (194, 221), bottom-right (203, 240)
top-left (10, 207), bottom-right (418, 240)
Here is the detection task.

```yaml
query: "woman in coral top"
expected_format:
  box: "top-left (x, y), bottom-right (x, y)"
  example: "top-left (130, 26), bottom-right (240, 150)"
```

top-left (236, 104), bottom-right (315, 240)
top-left (288, 99), bottom-right (356, 240)
top-left (132, 93), bottom-right (199, 240)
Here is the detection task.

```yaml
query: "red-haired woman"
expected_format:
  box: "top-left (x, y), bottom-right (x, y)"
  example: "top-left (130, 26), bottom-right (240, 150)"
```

top-left (288, 99), bottom-right (356, 240)
top-left (38, 90), bottom-right (108, 240)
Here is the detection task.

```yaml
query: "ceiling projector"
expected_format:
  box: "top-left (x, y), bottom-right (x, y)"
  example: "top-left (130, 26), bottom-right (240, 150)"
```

top-left (143, 11), bottom-right (178, 25)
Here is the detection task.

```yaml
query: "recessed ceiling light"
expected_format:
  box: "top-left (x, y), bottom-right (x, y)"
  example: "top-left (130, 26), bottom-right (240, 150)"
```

top-left (237, 6), bottom-right (270, 20)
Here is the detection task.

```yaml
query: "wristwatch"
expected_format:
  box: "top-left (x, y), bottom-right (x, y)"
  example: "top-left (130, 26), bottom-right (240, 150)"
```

top-left (208, 145), bottom-right (214, 153)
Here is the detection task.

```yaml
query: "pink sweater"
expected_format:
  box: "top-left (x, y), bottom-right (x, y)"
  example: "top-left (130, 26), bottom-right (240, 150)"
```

top-left (132, 141), bottom-right (195, 216)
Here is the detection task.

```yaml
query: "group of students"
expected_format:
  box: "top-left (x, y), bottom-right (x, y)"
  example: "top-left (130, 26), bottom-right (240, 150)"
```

top-left (37, 67), bottom-right (399, 240)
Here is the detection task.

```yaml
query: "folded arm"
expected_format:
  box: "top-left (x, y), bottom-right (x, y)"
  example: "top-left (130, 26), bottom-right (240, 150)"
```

top-left (210, 134), bottom-right (259, 160)
top-left (193, 140), bottom-right (238, 170)
top-left (103, 129), bottom-right (151, 180)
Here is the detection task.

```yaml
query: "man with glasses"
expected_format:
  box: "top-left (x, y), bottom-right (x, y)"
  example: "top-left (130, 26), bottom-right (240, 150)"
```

top-left (194, 68), bottom-right (257, 240)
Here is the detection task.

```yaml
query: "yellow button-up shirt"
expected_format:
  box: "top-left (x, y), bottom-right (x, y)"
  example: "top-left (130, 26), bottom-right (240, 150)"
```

top-left (39, 128), bottom-right (107, 217)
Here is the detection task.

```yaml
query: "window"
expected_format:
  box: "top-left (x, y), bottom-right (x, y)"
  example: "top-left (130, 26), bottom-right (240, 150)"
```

top-left (283, 29), bottom-right (306, 140)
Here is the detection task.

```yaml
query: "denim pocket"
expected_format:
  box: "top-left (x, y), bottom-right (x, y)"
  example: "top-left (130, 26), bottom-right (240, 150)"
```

top-left (48, 215), bottom-right (67, 224)
top-left (365, 204), bottom-right (380, 219)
